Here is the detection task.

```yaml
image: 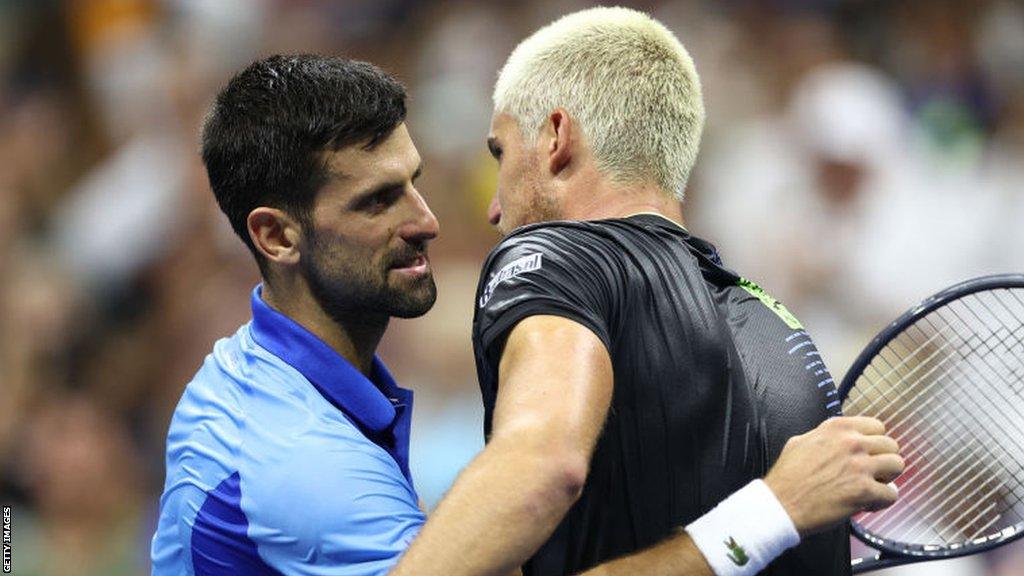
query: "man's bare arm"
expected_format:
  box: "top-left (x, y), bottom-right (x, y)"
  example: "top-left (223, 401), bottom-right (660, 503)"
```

top-left (391, 315), bottom-right (612, 575)
top-left (579, 531), bottom-right (714, 576)
top-left (579, 416), bottom-right (903, 575)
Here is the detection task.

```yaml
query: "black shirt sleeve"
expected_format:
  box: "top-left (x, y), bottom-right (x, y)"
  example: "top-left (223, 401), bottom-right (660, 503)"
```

top-left (473, 224), bottom-right (620, 363)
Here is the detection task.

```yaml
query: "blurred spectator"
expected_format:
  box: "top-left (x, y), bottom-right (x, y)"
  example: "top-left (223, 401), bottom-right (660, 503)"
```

top-left (0, 249), bottom-right (85, 463)
top-left (12, 395), bottom-right (147, 575)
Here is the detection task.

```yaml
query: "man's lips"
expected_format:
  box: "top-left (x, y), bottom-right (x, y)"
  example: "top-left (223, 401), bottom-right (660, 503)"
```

top-left (389, 255), bottom-right (429, 277)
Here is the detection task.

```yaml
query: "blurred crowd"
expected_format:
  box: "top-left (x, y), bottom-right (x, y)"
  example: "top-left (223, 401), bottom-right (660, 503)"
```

top-left (0, 1), bottom-right (1020, 574)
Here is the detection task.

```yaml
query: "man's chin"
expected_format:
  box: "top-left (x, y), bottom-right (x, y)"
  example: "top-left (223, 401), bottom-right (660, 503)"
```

top-left (390, 306), bottom-right (432, 319)
top-left (388, 298), bottom-right (436, 319)
top-left (385, 281), bottom-right (437, 319)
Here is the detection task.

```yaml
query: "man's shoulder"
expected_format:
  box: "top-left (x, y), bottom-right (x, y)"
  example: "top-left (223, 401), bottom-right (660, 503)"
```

top-left (175, 322), bottom-right (327, 421)
top-left (155, 323), bottom-right (422, 573)
top-left (171, 324), bottom-right (260, 427)
top-left (483, 218), bottom-right (638, 274)
top-left (168, 323), bottom-right (378, 456)
top-left (163, 323), bottom-right (327, 487)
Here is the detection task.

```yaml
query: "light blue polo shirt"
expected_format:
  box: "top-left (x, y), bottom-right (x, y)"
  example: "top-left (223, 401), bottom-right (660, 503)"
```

top-left (151, 286), bottom-right (425, 575)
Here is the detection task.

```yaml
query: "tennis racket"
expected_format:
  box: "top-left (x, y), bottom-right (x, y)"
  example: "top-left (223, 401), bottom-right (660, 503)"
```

top-left (838, 274), bottom-right (1024, 574)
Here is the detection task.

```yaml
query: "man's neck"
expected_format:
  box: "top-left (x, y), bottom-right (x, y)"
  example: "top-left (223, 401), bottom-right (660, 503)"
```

top-left (562, 180), bottom-right (685, 227)
top-left (261, 280), bottom-right (386, 375)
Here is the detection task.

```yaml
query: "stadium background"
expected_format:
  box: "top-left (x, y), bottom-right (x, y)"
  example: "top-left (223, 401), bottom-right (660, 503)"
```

top-left (0, 0), bottom-right (1021, 574)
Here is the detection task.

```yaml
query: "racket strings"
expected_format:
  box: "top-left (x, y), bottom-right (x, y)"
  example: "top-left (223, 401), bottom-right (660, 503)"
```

top-left (919, 310), bottom-right (1024, 468)
top-left (858, 347), bottom-right (1019, 543)
top-left (854, 294), bottom-right (1024, 426)
top-left (854, 374), bottom-right (1018, 543)
top-left (865, 427), bottom-right (1002, 541)
top-left (850, 293), bottom-right (1024, 466)
top-left (907, 301), bottom-right (1024, 541)
top-left (901, 301), bottom-right (1019, 487)
top-left (844, 287), bottom-right (1024, 548)
top-left (859, 320), bottom-right (1024, 483)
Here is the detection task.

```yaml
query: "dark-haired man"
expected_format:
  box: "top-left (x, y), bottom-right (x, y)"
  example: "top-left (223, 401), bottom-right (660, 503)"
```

top-left (153, 51), bottom-right (900, 576)
top-left (151, 55), bottom-right (437, 574)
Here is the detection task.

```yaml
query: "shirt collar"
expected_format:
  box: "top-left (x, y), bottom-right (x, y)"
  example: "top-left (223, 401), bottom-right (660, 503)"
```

top-left (623, 211), bottom-right (688, 232)
top-left (248, 285), bottom-right (411, 436)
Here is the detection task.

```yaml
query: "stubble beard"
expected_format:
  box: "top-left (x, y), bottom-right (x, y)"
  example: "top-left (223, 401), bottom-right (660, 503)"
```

top-left (301, 232), bottom-right (437, 324)
top-left (499, 177), bottom-right (562, 237)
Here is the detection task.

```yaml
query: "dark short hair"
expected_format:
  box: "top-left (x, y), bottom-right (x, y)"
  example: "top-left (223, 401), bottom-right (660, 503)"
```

top-left (201, 54), bottom-right (407, 271)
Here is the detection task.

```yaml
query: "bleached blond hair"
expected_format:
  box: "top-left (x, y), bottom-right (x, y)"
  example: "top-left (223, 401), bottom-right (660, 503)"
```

top-left (493, 6), bottom-right (705, 200)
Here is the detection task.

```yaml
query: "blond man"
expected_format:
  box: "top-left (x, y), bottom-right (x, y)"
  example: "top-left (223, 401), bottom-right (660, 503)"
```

top-left (392, 8), bottom-right (901, 576)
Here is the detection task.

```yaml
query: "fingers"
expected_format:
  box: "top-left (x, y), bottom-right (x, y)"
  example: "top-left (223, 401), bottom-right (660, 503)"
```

top-left (830, 417), bottom-right (900, 457)
top-left (862, 434), bottom-right (899, 456)
top-left (863, 478), bottom-right (900, 512)
top-left (837, 417), bottom-right (904, 482)
top-left (859, 454), bottom-right (904, 512)
top-left (870, 453), bottom-right (905, 484)
top-left (835, 416), bottom-right (887, 436)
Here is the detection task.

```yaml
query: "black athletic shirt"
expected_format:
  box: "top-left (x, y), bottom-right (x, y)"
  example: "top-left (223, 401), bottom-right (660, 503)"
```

top-left (471, 214), bottom-right (849, 576)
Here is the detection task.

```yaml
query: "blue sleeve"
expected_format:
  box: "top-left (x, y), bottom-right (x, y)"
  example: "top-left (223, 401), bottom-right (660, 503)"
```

top-left (153, 361), bottom-right (246, 576)
top-left (152, 481), bottom-right (204, 576)
top-left (243, 437), bottom-right (426, 576)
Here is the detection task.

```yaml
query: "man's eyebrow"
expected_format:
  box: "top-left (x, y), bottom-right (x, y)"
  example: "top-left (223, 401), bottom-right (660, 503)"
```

top-left (326, 166), bottom-right (351, 182)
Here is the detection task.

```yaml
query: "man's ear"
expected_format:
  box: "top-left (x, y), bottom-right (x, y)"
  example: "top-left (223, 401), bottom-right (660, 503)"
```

top-left (545, 108), bottom-right (573, 176)
top-left (247, 207), bottom-right (303, 266)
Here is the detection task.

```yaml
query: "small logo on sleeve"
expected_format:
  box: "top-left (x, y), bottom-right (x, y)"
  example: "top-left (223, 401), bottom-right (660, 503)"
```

top-left (724, 536), bottom-right (749, 566)
top-left (478, 253), bottom-right (543, 308)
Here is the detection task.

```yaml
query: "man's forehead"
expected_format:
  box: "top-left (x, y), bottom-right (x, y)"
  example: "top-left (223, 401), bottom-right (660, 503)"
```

top-left (323, 124), bottom-right (419, 180)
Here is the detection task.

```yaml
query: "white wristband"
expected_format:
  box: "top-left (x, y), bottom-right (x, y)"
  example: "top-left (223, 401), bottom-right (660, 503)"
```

top-left (684, 479), bottom-right (800, 576)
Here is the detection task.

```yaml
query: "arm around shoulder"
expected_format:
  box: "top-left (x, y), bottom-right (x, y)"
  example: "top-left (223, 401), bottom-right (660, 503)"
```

top-left (391, 315), bottom-right (613, 576)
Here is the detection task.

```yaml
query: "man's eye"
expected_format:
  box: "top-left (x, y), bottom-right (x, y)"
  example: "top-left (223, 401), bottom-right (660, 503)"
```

top-left (369, 193), bottom-right (394, 211)
top-left (488, 141), bottom-right (503, 161)
top-left (356, 189), bottom-right (400, 213)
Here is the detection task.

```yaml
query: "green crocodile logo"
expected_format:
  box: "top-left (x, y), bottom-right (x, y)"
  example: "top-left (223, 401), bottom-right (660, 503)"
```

top-left (724, 536), bottom-right (750, 566)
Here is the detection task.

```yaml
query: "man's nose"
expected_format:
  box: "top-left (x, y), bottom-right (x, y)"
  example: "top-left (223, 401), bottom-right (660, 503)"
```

top-left (400, 189), bottom-right (440, 244)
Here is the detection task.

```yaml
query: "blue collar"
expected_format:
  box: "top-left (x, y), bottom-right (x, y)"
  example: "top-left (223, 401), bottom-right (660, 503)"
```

top-left (248, 285), bottom-right (412, 437)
